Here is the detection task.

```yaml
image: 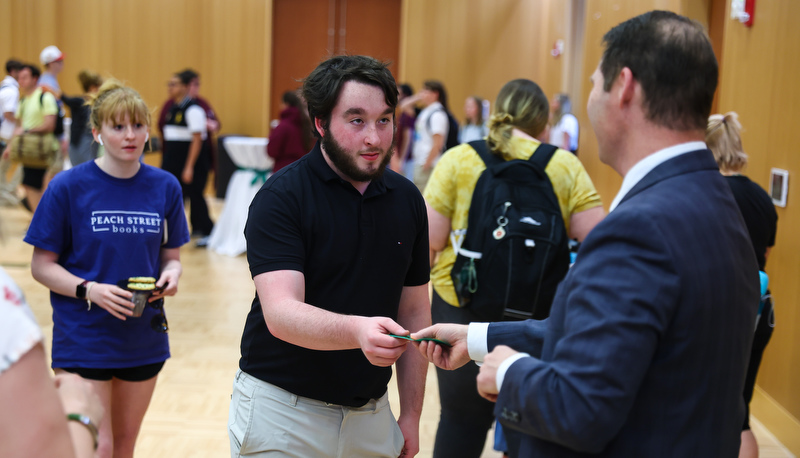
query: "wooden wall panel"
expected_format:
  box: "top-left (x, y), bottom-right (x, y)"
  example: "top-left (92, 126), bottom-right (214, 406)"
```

top-left (3, 0), bottom-right (58, 69)
top-left (269, 0), bottom-right (401, 127)
top-left (0, 0), bottom-right (272, 138)
top-left (400, 0), bottom-right (570, 124)
top-left (270, 0), bottom-right (331, 127)
top-left (717, 2), bottom-right (800, 452)
top-left (343, 0), bottom-right (402, 75)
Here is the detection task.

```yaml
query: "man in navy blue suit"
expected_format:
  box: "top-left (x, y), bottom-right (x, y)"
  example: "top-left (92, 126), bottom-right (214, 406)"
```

top-left (413, 10), bottom-right (759, 457)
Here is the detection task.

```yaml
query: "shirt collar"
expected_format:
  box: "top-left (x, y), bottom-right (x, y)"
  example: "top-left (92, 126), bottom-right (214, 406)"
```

top-left (308, 141), bottom-right (339, 182)
top-left (609, 141), bottom-right (707, 212)
top-left (21, 87), bottom-right (42, 100)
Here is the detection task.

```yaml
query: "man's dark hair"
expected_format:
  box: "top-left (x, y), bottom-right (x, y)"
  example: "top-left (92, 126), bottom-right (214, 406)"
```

top-left (423, 80), bottom-right (448, 112)
top-left (399, 83), bottom-right (413, 98)
top-left (600, 10), bottom-right (718, 131)
top-left (302, 55), bottom-right (398, 139)
top-left (5, 59), bottom-right (23, 74)
top-left (21, 64), bottom-right (41, 79)
top-left (282, 90), bottom-right (302, 108)
top-left (176, 69), bottom-right (199, 86)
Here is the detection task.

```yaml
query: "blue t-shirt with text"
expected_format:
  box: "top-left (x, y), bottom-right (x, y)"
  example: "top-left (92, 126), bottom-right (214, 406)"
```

top-left (24, 161), bottom-right (190, 368)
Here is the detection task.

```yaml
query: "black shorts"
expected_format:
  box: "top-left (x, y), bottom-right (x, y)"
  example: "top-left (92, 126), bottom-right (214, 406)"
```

top-left (60, 361), bottom-right (165, 382)
top-left (21, 166), bottom-right (46, 190)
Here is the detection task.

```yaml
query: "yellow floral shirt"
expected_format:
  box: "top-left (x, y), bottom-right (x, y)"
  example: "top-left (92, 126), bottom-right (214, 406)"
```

top-left (424, 136), bottom-right (603, 306)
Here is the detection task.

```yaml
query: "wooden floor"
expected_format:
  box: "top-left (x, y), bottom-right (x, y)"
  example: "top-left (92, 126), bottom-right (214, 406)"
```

top-left (0, 198), bottom-right (793, 458)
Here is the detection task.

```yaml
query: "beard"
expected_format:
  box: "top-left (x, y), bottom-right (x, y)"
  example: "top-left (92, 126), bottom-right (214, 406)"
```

top-left (321, 128), bottom-right (394, 183)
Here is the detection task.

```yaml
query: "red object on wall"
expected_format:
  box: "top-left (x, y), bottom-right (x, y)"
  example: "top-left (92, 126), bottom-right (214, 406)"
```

top-left (743, 0), bottom-right (755, 27)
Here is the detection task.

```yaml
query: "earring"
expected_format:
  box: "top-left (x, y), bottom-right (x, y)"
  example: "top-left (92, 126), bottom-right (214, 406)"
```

top-left (145, 133), bottom-right (150, 142)
top-left (97, 135), bottom-right (104, 146)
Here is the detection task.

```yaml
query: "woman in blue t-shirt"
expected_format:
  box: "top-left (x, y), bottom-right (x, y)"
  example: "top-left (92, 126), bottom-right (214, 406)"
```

top-left (25, 79), bottom-right (190, 458)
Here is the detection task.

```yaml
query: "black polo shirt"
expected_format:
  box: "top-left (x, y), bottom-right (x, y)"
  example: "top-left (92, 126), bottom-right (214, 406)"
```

top-left (239, 142), bottom-right (430, 407)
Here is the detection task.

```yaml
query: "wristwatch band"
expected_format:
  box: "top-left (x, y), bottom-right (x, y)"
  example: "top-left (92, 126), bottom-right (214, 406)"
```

top-left (76, 280), bottom-right (90, 299)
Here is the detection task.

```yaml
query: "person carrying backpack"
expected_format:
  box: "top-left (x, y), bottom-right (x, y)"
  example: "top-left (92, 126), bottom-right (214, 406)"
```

top-left (1, 64), bottom-right (60, 213)
top-left (423, 78), bottom-right (605, 458)
top-left (409, 79), bottom-right (455, 192)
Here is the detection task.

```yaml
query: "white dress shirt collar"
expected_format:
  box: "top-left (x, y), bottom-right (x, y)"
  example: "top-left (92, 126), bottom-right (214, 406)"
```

top-left (609, 141), bottom-right (708, 212)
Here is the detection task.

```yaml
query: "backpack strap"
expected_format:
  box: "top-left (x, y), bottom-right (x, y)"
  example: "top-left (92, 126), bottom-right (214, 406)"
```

top-left (470, 139), bottom-right (557, 169)
top-left (528, 142), bottom-right (558, 169)
top-left (468, 139), bottom-right (504, 167)
top-left (38, 90), bottom-right (59, 109)
top-left (425, 106), bottom-right (449, 134)
top-left (424, 107), bottom-right (436, 131)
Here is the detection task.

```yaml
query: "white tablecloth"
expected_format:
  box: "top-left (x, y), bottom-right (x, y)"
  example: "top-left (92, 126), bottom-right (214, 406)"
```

top-left (207, 136), bottom-right (272, 256)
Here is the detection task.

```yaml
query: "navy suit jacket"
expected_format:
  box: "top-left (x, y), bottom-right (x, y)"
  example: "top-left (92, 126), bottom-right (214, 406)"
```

top-left (488, 150), bottom-right (759, 457)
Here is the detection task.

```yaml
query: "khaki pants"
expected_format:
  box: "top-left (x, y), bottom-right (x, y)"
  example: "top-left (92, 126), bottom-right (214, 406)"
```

top-left (0, 150), bottom-right (22, 205)
top-left (228, 370), bottom-right (404, 457)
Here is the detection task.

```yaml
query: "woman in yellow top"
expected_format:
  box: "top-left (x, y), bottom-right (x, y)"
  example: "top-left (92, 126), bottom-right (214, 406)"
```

top-left (423, 78), bottom-right (605, 457)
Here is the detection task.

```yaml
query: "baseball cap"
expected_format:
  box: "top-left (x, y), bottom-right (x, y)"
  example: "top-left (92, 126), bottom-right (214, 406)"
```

top-left (40, 46), bottom-right (64, 65)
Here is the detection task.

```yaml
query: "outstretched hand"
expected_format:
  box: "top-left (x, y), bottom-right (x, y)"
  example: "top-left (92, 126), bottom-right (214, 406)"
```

top-left (357, 317), bottom-right (410, 367)
top-left (411, 324), bottom-right (470, 370)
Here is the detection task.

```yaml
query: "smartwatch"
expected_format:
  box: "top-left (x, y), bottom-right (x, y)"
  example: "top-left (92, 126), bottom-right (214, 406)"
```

top-left (76, 280), bottom-right (90, 299)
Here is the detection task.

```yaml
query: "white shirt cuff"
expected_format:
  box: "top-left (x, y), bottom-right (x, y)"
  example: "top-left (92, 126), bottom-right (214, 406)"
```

top-left (467, 322), bottom-right (490, 362)
top-left (496, 353), bottom-right (530, 391)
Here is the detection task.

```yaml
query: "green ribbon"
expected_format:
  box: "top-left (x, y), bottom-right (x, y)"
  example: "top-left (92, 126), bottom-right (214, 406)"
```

top-left (238, 168), bottom-right (272, 186)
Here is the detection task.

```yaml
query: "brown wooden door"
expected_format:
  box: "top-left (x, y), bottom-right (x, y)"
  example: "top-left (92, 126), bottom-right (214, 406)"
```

top-left (270, 0), bottom-right (401, 129)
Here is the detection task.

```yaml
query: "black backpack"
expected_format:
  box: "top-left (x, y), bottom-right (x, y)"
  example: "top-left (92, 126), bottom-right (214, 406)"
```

top-left (39, 91), bottom-right (65, 137)
top-left (426, 107), bottom-right (460, 152)
top-left (450, 140), bottom-right (570, 321)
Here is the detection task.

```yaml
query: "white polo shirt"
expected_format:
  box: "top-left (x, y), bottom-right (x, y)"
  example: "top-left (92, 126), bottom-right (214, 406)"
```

top-left (412, 101), bottom-right (448, 165)
top-left (0, 75), bottom-right (19, 140)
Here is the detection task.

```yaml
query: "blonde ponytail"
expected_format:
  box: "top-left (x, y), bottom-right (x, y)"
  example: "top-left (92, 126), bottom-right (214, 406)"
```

top-left (706, 112), bottom-right (747, 173)
top-left (486, 79), bottom-right (549, 159)
top-left (486, 113), bottom-right (515, 158)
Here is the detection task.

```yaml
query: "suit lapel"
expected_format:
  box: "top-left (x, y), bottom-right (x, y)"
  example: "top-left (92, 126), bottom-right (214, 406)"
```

top-left (617, 149), bottom-right (718, 208)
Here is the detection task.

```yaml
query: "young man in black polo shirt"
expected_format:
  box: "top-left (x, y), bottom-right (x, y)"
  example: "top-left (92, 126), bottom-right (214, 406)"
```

top-left (229, 55), bottom-right (430, 457)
